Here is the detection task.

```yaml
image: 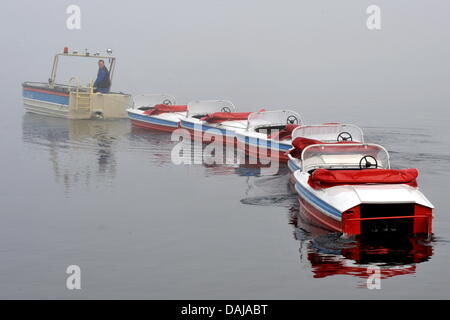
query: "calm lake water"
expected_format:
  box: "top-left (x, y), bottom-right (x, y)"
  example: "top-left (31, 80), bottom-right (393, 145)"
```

top-left (0, 101), bottom-right (449, 299)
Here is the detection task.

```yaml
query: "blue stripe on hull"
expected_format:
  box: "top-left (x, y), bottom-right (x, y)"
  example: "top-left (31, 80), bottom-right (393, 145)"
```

top-left (236, 134), bottom-right (291, 151)
top-left (23, 90), bottom-right (69, 106)
top-left (294, 182), bottom-right (342, 219)
top-left (288, 159), bottom-right (300, 173)
top-left (180, 121), bottom-right (237, 138)
top-left (128, 112), bottom-right (179, 127)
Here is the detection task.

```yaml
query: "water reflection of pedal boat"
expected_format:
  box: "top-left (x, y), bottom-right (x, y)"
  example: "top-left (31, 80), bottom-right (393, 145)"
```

top-left (291, 214), bottom-right (433, 279)
top-left (304, 236), bottom-right (431, 279)
top-left (22, 47), bottom-right (131, 119)
top-left (292, 143), bottom-right (434, 237)
top-left (235, 110), bottom-right (303, 162)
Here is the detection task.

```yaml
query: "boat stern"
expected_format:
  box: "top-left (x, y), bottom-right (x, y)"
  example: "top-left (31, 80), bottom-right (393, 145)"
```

top-left (294, 170), bottom-right (434, 237)
top-left (342, 202), bottom-right (433, 237)
top-left (68, 92), bottom-right (132, 119)
top-left (339, 184), bottom-right (434, 237)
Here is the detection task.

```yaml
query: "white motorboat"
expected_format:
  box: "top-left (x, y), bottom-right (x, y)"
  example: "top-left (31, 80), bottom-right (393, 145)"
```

top-left (127, 94), bottom-right (183, 132)
top-left (180, 100), bottom-right (252, 141)
top-left (234, 110), bottom-right (303, 162)
top-left (292, 143), bottom-right (434, 237)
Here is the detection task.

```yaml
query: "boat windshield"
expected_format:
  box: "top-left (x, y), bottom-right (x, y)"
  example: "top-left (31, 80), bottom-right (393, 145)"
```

top-left (247, 110), bottom-right (302, 130)
top-left (132, 94), bottom-right (177, 109)
top-left (301, 144), bottom-right (390, 172)
top-left (50, 52), bottom-right (118, 89)
top-left (187, 100), bottom-right (236, 117)
top-left (292, 124), bottom-right (364, 143)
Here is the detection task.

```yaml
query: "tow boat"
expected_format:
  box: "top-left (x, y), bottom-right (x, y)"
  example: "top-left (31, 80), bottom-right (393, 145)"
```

top-left (235, 110), bottom-right (303, 162)
top-left (127, 94), bottom-right (182, 132)
top-left (22, 47), bottom-right (131, 119)
top-left (287, 123), bottom-right (365, 174)
top-left (180, 100), bottom-right (254, 141)
top-left (293, 143), bottom-right (434, 237)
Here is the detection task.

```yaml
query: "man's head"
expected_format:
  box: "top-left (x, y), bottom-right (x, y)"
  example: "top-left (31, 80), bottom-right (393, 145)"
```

top-left (98, 60), bottom-right (105, 68)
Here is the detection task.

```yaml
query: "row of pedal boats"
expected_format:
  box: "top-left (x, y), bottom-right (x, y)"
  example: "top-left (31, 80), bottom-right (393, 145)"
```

top-left (128, 94), bottom-right (434, 238)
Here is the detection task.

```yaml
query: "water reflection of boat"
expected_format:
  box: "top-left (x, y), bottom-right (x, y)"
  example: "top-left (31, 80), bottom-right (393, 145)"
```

top-left (128, 125), bottom-right (183, 167)
top-left (22, 113), bottom-right (129, 190)
top-left (291, 210), bottom-right (433, 279)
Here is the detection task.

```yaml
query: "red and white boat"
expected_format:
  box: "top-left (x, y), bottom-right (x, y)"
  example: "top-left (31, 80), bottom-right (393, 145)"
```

top-left (293, 143), bottom-right (434, 237)
top-left (127, 94), bottom-right (185, 132)
top-left (180, 100), bottom-right (251, 141)
top-left (235, 110), bottom-right (303, 162)
top-left (287, 123), bottom-right (365, 174)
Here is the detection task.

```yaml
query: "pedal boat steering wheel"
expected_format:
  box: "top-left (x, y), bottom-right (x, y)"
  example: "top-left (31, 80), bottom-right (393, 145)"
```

top-left (162, 99), bottom-right (172, 105)
top-left (359, 155), bottom-right (378, 169)
top-left (221, 106), bottom-right (232, 113)
top-left (337, 132), bottom-right (353, 142)
top-left (287, 115), bottom-right (299, 125)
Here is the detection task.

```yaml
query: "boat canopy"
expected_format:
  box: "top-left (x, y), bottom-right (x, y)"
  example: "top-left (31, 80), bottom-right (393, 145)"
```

top-left (132, 94), bottom-right (177, 109)
top-left (187, 100), bottom-right (236, 117)
top-left (247, 110), bottom-right (302, 130)
top-left (301, 143), bottom-right (390, 172)
top-left (292, 124), bottom-right (364, 143)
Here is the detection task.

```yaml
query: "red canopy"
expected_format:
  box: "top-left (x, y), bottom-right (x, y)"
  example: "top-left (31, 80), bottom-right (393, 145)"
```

top-left (143, 104), bottom-right (188, 116)
top-left (309, 168), bottom-right (419, 189)
top-left (199, 108), bottom-right (266, 123)
top-left (200, 112), bottom-right (252, 123)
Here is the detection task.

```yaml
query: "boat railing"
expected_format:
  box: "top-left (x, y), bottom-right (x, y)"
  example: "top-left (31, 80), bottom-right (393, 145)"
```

top-left (66, 77), bottom-right (94, 94)
top-left (292, 124), bottom-right (365, 143)
top-left (301, 143), bottom-right (391, 172)
top-left (187, 100), bottom-right (236, 117)
top-left (247, 110), bottom-right (303, 130)
top-left (131, 94), bottom-right (177, 110)
top-left (23, 81), bottom-right (91, 93)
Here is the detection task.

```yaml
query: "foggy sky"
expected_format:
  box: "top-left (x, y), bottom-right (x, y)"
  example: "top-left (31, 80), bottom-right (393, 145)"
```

top-left (1, 0), bottom-right (449, 127)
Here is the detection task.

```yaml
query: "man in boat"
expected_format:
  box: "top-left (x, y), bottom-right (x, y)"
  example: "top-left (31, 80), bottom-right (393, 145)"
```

top-left (93, 60), bottom-right (111, 93)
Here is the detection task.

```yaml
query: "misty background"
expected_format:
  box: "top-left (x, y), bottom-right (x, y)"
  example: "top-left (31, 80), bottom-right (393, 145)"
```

top-left (1, 0), bottom-right (449, 127)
